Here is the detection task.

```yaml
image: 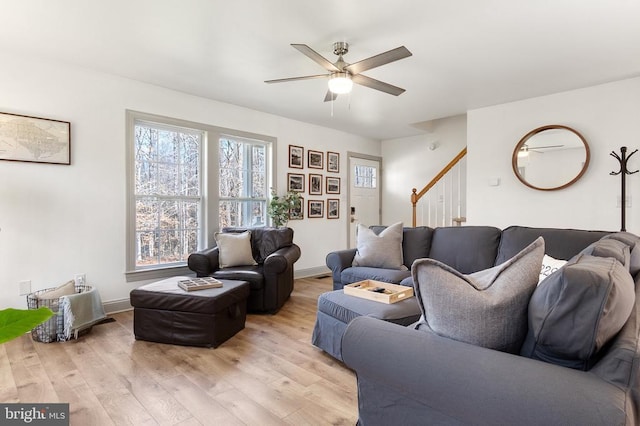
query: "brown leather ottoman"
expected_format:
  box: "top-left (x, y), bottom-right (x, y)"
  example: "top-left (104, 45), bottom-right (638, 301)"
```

top-left (130, 276), bottom-right (250, 348)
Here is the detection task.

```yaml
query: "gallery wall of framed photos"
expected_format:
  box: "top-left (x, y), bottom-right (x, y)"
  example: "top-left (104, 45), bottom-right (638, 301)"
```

top-left (287, 145), bottom-right (341, 220)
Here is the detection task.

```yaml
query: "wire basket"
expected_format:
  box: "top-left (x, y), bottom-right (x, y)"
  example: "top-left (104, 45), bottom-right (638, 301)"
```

top-left (26, 284), bottom-right (92, 343)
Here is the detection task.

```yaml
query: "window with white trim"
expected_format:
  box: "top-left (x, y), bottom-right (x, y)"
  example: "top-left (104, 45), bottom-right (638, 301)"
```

top-left (218, 137), bottom-right (268, 228)
top-left (132, 120), bottom-right (202, 269)
top-left (354, 165), bottom-right (377, 188)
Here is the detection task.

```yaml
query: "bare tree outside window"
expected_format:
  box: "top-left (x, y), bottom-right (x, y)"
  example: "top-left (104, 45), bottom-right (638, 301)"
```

top-left (134, 123), bottom-right (202, 268)
top-left (219, 138), bottom-right (267, 228)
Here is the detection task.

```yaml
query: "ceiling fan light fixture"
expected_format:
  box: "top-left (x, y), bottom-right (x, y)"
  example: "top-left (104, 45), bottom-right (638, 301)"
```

top-left (518, 145), bottom-right (530, 158)
top-left (328, 72), bottom-right (353, 94)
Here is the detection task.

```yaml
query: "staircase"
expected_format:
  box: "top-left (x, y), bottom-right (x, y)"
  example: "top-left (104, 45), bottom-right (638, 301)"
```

top-left (411, 147), bottom-right (467, 227)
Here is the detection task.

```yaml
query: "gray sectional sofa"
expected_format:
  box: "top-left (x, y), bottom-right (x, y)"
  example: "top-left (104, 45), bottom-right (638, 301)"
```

top-left (318, 225), bottom-right (640, 425)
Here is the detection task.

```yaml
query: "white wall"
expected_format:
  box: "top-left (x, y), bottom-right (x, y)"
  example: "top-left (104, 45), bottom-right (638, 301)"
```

top-left (467, 77), bottom-right (640, 234)
top-left (0, 53), bottom-right (379, 310)
top-left (381, 115), bottom-right (467, 225)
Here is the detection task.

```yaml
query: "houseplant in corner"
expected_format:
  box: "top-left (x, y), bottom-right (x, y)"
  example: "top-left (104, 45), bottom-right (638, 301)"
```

top-left (267, 188), bottom-right (300, 228)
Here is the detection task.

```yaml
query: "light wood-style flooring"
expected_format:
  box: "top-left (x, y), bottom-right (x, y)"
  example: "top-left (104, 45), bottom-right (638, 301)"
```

top-left (0, 277), bottom-right (358, 425)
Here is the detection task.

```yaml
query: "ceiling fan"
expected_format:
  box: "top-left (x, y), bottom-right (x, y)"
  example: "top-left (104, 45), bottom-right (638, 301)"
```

top-left (265, 42), bottom-right (412, 102)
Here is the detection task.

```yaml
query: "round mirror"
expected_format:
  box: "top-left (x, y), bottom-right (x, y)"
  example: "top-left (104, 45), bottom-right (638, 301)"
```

top-left (512, 125), bottom-right (590, 191)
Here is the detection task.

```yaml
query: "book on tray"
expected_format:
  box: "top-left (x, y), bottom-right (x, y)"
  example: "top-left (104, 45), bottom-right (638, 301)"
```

top-left (178, 277), bottom-right (223, 291)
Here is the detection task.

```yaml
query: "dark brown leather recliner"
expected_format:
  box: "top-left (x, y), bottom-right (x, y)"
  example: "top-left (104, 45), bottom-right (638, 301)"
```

top-left (187, 227), bottom-right (301, 314)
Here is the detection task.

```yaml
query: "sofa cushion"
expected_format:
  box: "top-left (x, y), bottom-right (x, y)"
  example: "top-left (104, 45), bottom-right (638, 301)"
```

top-left (580, 238), bottom-right (630, 269)
top-left (352, 222), bottom-right (406, 270)
top-left (370, 225), bottom-right (433, 269)
top-left (428, 226), bottom-right (502, 274)
top-left (341, 267), bottom-right (412, 286)
top-left (496, 226), bottom-right (610, 264)
top-left (601, 232), bottom-right (640, 275)
top-left (214, 231), bottom-right (258, 268)
top-left (317, 289), bottom-right (421, 325)
top-left (521, 254), bottom-right (635, 370)
top-left (413, 237), bottom-right (544, 353)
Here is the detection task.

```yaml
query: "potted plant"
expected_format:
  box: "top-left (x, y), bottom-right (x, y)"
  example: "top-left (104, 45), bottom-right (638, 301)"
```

top-left (267, 188), bottom-right (300, 228)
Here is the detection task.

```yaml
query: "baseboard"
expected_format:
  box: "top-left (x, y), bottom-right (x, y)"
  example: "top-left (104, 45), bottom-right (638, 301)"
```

top-left (103, 298), bottom-right (132, 314)
top-left (295, 266), bottom-right (331, 279)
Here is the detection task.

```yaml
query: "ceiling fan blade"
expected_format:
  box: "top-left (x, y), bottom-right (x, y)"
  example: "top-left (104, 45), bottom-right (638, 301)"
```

top-left (345, 46), bottom-right (412, 75)
top-left (291, 44), bottom-right (340, 72)
top-left (324, 90), bottom-right (338, 102)
top-left (265, 74), bottom-right (329, 84)
top-left (532, 144), bottom-right (564, 149)
top-left (352, 74), bottom-right (406, 96)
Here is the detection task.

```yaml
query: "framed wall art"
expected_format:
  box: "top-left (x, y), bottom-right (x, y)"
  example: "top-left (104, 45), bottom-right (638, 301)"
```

top-left (289, 196), bottom-right (304, 220)
top-left (309, 173), bottom-right (323, 195)
top-left (327, 199), bottom-right (340, 219)
top-left (326, 176), bottom-right (341, 194)
top-left (327, 151), bottom-right (340, 173)
top-left (289, 145), bottom-right (304, 168)
top-left (0, 112), bottom-right (71, 165)
top-left (308, 200), bottom-right (324, 218)
top-left (287, 173), bottom-right (305, 192)
top-left (308, 150), bottom-right (324, 169)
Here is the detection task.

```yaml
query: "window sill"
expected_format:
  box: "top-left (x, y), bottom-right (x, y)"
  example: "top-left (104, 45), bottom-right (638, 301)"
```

top-left (125, 265), bottom-right (193, 282)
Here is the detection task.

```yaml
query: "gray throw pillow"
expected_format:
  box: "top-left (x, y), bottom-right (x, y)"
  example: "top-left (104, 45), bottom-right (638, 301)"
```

top-left (412, 237), bottom-right (544, 353)
top-left (580, 238), bottom-right (630, 271)
top-left (352, 222), bottom-right (406, 270)
top-left (521, 254), bottom-right (635, 370)
top-left (601, 232), bottom-right (640, 275)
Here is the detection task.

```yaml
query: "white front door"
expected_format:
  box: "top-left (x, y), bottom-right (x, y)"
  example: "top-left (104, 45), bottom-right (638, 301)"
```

top-left (348, 155), bottom-right (381, 248)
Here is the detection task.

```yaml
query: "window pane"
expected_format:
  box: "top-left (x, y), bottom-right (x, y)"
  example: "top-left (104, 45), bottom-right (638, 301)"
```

top-left (136, 198), bottom-right (158, 231)
top-left (133, 119), bottom-right (202, 269)
top-left (136, 231), bottom-right (158, 266)
top-left (219, 200), bottom-right (266, 228)
top-left (355, 165), bottom-right (377, 189)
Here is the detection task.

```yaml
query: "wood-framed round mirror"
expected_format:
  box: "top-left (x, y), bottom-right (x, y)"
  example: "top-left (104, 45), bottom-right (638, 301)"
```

top-left (512, 125), bottom-right (590, 191)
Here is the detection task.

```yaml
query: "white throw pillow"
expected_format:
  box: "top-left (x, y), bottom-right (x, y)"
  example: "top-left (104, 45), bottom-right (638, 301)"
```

top-left (36, 280), bottom-right (76, 300)
top-left (352, 222), bottom-right (406, 270)
top-left (539, 254), bottom-right (568, 284)
top-left (214, 231), bottom-right (258, 268)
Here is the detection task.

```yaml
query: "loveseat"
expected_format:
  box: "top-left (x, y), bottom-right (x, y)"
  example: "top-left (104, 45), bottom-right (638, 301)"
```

top-left (320, 225), bottom-right (640, 424)
top-left (188, 227), bottom-right (300, 313)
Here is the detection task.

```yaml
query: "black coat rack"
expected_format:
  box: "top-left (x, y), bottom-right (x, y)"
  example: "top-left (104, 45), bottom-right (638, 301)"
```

top-left (610, 146), bottom-right (638, 231)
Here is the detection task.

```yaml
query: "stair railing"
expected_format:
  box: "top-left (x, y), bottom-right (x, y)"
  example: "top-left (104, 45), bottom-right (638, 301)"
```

top-left (411, 147), bottom-right (467, 227)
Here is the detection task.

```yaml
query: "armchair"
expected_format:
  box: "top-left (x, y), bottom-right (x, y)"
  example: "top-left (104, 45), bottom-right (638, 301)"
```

top-left (187, 227), bottom-right (301, 313)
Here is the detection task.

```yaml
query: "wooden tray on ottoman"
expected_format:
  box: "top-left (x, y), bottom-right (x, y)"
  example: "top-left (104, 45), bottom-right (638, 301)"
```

top-left (344, 280), bottom-right (414, 304)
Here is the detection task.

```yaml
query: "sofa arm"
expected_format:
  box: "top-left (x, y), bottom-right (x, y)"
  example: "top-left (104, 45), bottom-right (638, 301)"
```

top-left (342, 316), bottom-right (630, 426)
top-left (187, 246), bottom-right (220, 277)
top-left (264, 244), bottom-right (301, 274)
top-left (326, 248), bottom-right (357, 288)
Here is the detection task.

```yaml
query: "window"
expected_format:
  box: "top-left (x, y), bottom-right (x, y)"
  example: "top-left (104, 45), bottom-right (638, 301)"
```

top-left (354, 165), bottom-right (377, 188)
top-left (126, 111), bottom-right (276, 281)
top-left (218, 137), bottom-right (268, 228)
top-left (132, 120), bottom-right (202, 269)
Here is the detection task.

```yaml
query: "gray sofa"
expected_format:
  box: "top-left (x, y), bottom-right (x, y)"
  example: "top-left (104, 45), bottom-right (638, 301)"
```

top-left (320, 225), bottom-right (640, 425)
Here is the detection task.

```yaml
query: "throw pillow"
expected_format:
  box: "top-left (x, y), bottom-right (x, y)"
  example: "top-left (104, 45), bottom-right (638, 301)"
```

top-left (412, 237), bottom-right (544, 353)
top-left (602, 232), bottom-right (640, 275)
top-left (214, 231), bottom-right (258, 268)
top-left (580, 238), bottom-right (630, 270)
top-left (539, 254), bottom-right (568, 284)
top-left (352, 222), bottom-right (406, 270)
top-left (36, 280), bottom-right (76, 300)
top-left (521, 254), bottom-right (635, 370)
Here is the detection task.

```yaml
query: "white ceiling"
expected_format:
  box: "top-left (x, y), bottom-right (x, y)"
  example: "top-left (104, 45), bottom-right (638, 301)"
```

top-left (1, 1), bottom-right (640, 140)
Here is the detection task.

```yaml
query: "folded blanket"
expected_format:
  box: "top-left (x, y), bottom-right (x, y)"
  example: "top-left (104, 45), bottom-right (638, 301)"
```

top-left (60, 287), bottom-right (107, 340)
